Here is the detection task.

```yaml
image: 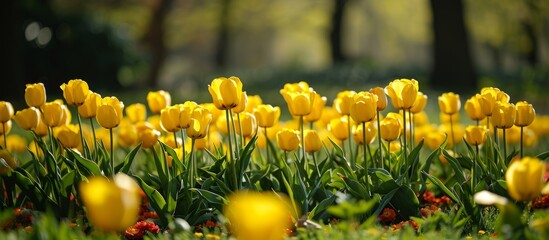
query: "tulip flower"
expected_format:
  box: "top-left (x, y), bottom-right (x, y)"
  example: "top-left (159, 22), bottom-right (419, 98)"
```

top-left (349, 91), bottom-right (377, 124)
top-left (208, 76), bottom-right (243, 110)
top-left (6, 135), bottom-right (27, 153)
top-left (254, 104), bottom-right (281, 129)
top-left (24, 83), bottom-right (46, 108)
top-left (78, 92), bottom-right (101, 119)
top-left (438, 92), bottom-right (461, 115)
top-left (505, 157), bottom-right (545, 201)
top-left (96, 97), bottom-right (124, 129)
top-left (328, 117), bottom-right (350, 141)
top-left (224, 191), bottom-right (296, 240)
top-left (117, 121), bottom-right (138, 148)
top-left (147, 90), bottom-right (171, 114)
top-left (384, 78), bottom-right (419, 110)
top-left (137, 125), bottom-right (161, 149)
top-left (514, 101), bottom-right (535, 158)
top-left (369, 87), bottom-right (387, 111)
top-left (276, 128), bottom-right (300, 152)
top-left (424, 129), bottom-right (447, 150)
top-left (33, 117), bottom-right (48, 137)
top-left (353, 122), bottom-right (377, 145)
top-left (0, 101), bottom-right (14, 123)
top-left (13, 107), bottom-right (40, 131)
top-left (54, 124), bottom-right (81, 149)
top-left (61, 79), bottom-right (90, 106)
top-left (480, 87), bottom-right (510, 117)
top-left (125, 103), bottom-right (147, 124)
top-left (280, 90), bottom-right (315, 117)
top-left (235, 112), bottom-right (257, 139)
top-left (304, 93), bottom-right (327, 123)
top-left (380, 117), bottom-right (401, 142)
top-left (304, 129), bottom-right (322, 153)
top-left (333, 91), bottom-right (356, 116)
top-left (0, 150), bottom-right (17, 175)
top-left (232, 91), bottom-right (248, 114)
top-left (410, 92), bottom-right (428, 114)
top-left (41, 101), bottom-right (66, 127)
top-left (244, 95), bottom-right (263, 113)
top-left (187, 106), bottom-right (212, 140)
top-left (160, 105), bottom-right (182, 133)
top-left (464, 125), bottom-right (487, 146)
top-left (80, 173), bottom-right (141, 232)
top-left (464, 94), bottom-right (486, 122)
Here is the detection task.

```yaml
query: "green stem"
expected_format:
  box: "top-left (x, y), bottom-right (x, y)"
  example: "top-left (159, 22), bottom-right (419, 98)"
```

top-left (376, 111), bottom-right (383, 169)
top-left (449, 113), bottom-right (455, 153)
top-left (312, 152), bottom-right (320, 179)
top-left (190, 138), bottom-right (196, 189)
top-left (520, 126), bottom-right (524, 159)
top-left (76, 113), bottom-right (86, 157)
top-left (2, 123), bottom-right (7, 150)
top-left (173, 131), bottom-right (179, 148)
top-left (264, 127), bottom-right (269, 162)
top-left (362, 122), bottom-right (371, 197)
top-left (225, 110), bottom-right (237, 190)
top-left (89, 118), bottom-right (97, 159)
top-left (473, 144), bottom-right (479, 193)
top-left (402, 109), bottom-right (408, 165)
top-left (503, 128), bottom-right (507, 165)
top-left (237, 113), bottom-right (244, 149)
top-left (300, 116), bottom-right (307, 174)
top-left (410, 111), bottom-right (414, 148)
top-left (387, 140), bottom-right (392, 176)
top-left (110, 128), bottom-right (114, 176)
top-left (229, 109), bottom-right (240, 159)
top-left (347, 115), bottom-right (354, 169)
top-left (180, 129), bottom-right (186, 162)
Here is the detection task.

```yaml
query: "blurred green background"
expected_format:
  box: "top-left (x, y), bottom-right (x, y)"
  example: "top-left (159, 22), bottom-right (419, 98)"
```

top-left (2, 0), bottom-right (549, 112)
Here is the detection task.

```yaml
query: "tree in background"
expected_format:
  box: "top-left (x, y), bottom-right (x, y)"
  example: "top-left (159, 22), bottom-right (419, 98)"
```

top-left (215, 0), bottom-right (232, 69)
top-left (143, 0), bottom-right (174, 87)
top-left (329, 0), bottom-right (348, 64)
top-left (429, 0), bottom-right (477, 93)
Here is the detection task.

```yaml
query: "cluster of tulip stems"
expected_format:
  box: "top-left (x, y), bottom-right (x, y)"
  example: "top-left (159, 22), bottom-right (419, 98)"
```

top-left (0, 76), bottom-right (548, 238)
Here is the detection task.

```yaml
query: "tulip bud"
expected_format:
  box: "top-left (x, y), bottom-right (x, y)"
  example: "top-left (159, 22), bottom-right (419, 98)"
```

top-left (349, 91), bottom-right (377, 124)
top-left (514, 101), bottom-right (535, 127)
top-left (410, 92), bottom-right (428, 114)
top-left (280, 90), bottom-right (315, 117)
top-left (424, 129), bottom-right (447, 150)
top-left (0, 101), bottom-right (14, 123)
top-left (380, 117), bottom-right (401, 142)
top-left (304, 93), bottom-right (327, 123)
top-left (25, 83), bottom-right (46, 108)
top-left (254, 104), bottom-right (281, 128)
top-left (79, 173), bottom-right (141, 232)
top-left (208, 76), bottom-right (243, 110)
top-left (179, 101), bottom-right (198, 129)
top-left (78, 92), bottom-right (102, 119)
top-left (353, 122), bottom-right (377, 145)
top-left (96, 97), bottom-right (124, 129)
top-left (438, 92), bottom-right (461, 115)
top-left (235, 112), bottom-right (257, 138)
top-left (232, 91), bottom-right (248, 114)
top-left (54, 124), bottom-right (81, 149)
top-left (33, 117), bottom-right (48, 137)
top-left (0, 150), bottom-right (17, 175)
top-left (464, 125), bottom-right (487, 146)
top-left (304, 129), bottom-right (322, 153)
top-left (245, 95), bottom-right (263, 113)
top-left (147, 90), bottom-right (171, 114)
top-left (369, 87), bottom-right (387, 111)
top-left (464, 94), bottom-right (485, 121)
top-left (384, 79), bottom-right (419, 110)
top-left (125, 103), bottom-right (147, 123)
top-left (160, 105), bottom-right (182, 133)
top-left (138, 125), bottom-right (160, 149)
top-left (61, 79), bottom-right (90, 106)
top-left (333, 91), bottom-right (356, 116)
top-left (187, 106), bottom-right (212, 139)
top-left (41, 101), bottom-right (66, 127)
top-left (13, 107), bottom-right (40, 130)
top-left (117, 121), bottom-right (138, 148)
top-left (328, 117), bottom-right (349, 141)
top-left (505, 157), bottom-right (545, 201)
top-left (480, 87), bottom-right (510, 116)
top-left (492, 102), bottom-right (515, 129)
top-left (276, 128), bottom-right (300, 152)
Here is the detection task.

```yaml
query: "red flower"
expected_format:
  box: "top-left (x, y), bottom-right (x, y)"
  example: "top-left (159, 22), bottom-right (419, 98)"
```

top-left (392, 220), bottom-right (419, 232)
top-left (125, 221), bottom-right (161, 240)
top-left (420, 205), bottom-right (441, 217)
top-left (378, 208), bottom-right (396, 223)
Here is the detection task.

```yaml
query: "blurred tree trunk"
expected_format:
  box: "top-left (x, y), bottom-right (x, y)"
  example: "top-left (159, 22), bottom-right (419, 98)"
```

top-left (0, 0), bottom-right (23, 101)
top-left (521, 0), bottom-right (539, 66)
top-left (143, 0), bottom-right (173, 88)
top-left (429, 0), bottom-right (477, 92)
top-left (329, 0), bottom-right (348, 64)
top-left (215, 0), bottom-right (232, 68)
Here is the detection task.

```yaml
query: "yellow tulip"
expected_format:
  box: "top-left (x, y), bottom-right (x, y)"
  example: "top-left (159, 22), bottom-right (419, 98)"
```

top-left (187, 106), bottom-right (212, 139)
top-left (125, 103), bottom-right (147, 123)
top-left (384, 78), bottom-right (419, 110)
top-left (235, 112), bottom-right (257, 138)
top-left (13, 107), bottom-right (40, 130)
top-left (480, 87), bottom-right (510, 117)
top-left (28, 140), bottom-right (44, 157)
top-left (505, 157), bottom-right (545, 201)
top-left (353, 122), bottom-right (377, 145)
top-left (439, 123), bottom-right (464, 146)
top-left (304, 129), bottom-right (322, 153)
top-left (424, 129), bottom-right (447, 150)
top-left (208, 76), bottom-right (243, 110)
top-left (224, 191), bottom-right (295, 240)
top-left (492, 102), bottom-right (515, 129)
top-left (201, 103), bottom-right (223, 123)
top-left (233, 91), bottom-right (248, 114)
top-left (41, 101), bottom-right (66, 127)
top-left (439, 112), bottom-right (459, 124)
top-left (380, 117), bottom-right (401, 142)
top-left (349, 91), bottom-right (377, 124)
top-left (6, 135), bottom-right (26, 153)
top-left (410, 92), bottom-right (428, 114)
top-left (276, 128), bottom-right (300, 152)
top-left (60, 79), bottom-right (90, 106)
top-left (147, 90), bottom-right (171, 114)
top-left (146, 115), bottom-right (162, 132)
top-left (438, 92), bottom-right (461, 115)
top-left (117, 121), bottom-right (138, 148)
top-left (78, 91), bottom-right (101, 119)
top-left (280, 90), bottom-right (315, 117)
top-left (95, 128), bottom-right (116, 151)
top-left (54, 124), bottom-right (80, 149)
top-left (464, 125), bottom-right (487, 146)
top-left (514, 101), bottom-right (535, 127)
top-left (0, 150), bottom-right (17, 175)
top-left (96, 97), bottom-right (124, 129)
top-left (464, 94), bottom-right (485, 121)
top-left (328, 117), bottom-right (350, 141)
top-left (138, 124), bottom-right (161, 149)
top-left (179, 101), bottom-right (198, 129)
top-left (254, 104), bottom-right (281, 128)
top-left (80, 173), bottom-right (140, 232)
top-left (159, 135), bottom-right (182, 149)
top-left (215, 114), bottom-right (229, 136)
top-left (24, 83), bottom-right (46, 108)
top-left (413, 111), bottom-right (430, 126)
top-left (304, 93), bottom-right (327, 123)
top-left (333, 91), bottom-right (357, 116)
top-left (0, 101), bottom-right (14, 123)
top-left (245, 95), bottom-right (263, 113)
top-left (369, 87), bottom-right (387, 111)
top-left (0, 120), bottom-right (12, 136)
top-left (160, 105), bottom-right (182, 133)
